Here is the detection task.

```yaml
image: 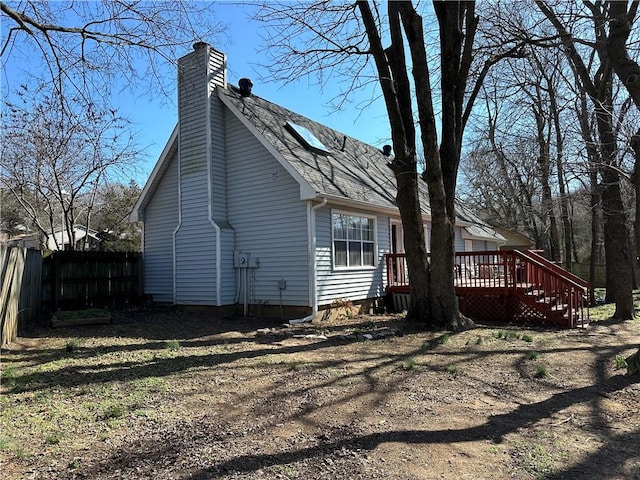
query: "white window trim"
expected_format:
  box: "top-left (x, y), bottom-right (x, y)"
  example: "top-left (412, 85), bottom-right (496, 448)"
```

top-left (331, 209), bottom-right (377, 270)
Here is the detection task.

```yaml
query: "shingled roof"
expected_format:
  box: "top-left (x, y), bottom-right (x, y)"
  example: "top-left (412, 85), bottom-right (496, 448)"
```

top-left (218, 85), bottom-right (433, 215)
top-left (134, 82), bottom-right (503, 243)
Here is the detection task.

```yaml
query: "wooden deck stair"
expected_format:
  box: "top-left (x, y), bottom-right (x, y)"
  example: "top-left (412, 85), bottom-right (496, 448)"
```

top-left (385, 250), bottom-right (590, 328)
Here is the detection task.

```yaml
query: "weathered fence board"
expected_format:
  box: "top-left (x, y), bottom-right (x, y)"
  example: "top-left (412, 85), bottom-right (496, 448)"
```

top-left (1, 247), bottom-right (42, 346)
top-left (41, 251), bottom-right (142, 314)
top-left (569, 262), bottom-right (606, 289)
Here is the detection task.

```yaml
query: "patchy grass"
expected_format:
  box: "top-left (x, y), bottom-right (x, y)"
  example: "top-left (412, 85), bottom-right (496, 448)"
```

top-left (527, 351), bottom-right (541, 361)
top-left (445, 365), bottom-right (459, 377)
top-left (589, 288), bottom-right (640, 322)
top-left (614, 354), bottom-right (628, 370)
top-left (399, 358), bottom-right (418, 371)
top-left (1, 310), bottom-right (638, 480)
top-left (438, 333), bottom-right (453, 344)
top-left (510, 439), bottom-right (567, 478)
top-left (534, 364), bottom-right (550, 379)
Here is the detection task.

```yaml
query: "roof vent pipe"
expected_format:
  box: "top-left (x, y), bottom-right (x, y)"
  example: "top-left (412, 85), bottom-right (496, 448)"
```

top-left (238, 78), bottom-right (253, 97)
top-left (193, 41), bottom-right (209, 51)
top-left (382, 145), bottom-right (392, 156)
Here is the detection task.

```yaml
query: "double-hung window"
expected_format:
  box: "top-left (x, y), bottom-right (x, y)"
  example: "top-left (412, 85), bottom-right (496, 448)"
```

top-left (332, 212), bottom-right (375, 268)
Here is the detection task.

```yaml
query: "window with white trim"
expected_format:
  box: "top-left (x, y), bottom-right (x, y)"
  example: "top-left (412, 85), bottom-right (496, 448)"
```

top-left (332, 212), bottom-right (375, 268)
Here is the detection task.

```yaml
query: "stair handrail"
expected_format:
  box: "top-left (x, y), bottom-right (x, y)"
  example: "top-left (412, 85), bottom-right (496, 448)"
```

top-left (519, 250), bottom-right (590, 289)
top-left (514, 250), bottom-right (590, 328)
top-left (513, 250), bottom-right (590, 293)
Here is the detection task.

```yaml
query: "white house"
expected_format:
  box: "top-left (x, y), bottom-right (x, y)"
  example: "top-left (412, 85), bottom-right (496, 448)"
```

top-left (131, 43), bottom-right (504, 319)
top-left (46, 225), bottom-right (101, 251)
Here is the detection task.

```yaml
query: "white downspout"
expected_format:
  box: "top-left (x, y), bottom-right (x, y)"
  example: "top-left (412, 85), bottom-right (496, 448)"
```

top-left (290, 196), bottom-right (327, 324)
top-left (205, 49), bottom-right (222, 306)
top-left (172, 135), bottom-right (183, 304)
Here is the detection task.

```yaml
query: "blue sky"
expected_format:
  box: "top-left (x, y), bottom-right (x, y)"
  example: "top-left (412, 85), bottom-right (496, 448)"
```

top-left (86, 2), bottom-right (390, 185)
top-left (1, 1), bottom-right (391, 186)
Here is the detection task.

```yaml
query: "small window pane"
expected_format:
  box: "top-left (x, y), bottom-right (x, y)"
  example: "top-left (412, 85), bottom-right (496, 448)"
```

top-left (334, 241), bottom-right (347, 266)
top-left (363, 243), bottom-right (374, 266)
top-left (362, 218), bottom-right (374, 241)
top-left (348, 219), bottom-right (362, 240)
top-left (349, 241), bottom-right (361, 266)
top-left (333, 215), bottom-right (347, 239)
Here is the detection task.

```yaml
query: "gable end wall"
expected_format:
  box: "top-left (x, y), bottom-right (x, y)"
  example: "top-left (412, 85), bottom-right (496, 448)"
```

top-left (226, 112), bottom-right (310, 307)
top-left (142, 153), bottom-right (179, 302)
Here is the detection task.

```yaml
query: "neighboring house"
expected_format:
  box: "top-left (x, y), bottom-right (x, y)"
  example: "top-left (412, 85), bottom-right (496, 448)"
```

top-left (491, 225), bottom-right (535, 251)
top-left (132, 43), bottom-right (504, 318)
top-left (46, 225), bottom-right (102, 251)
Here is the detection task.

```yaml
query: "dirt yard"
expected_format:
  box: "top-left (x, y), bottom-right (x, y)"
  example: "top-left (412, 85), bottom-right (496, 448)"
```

top-left (1, 306), bottom-right (639, 480)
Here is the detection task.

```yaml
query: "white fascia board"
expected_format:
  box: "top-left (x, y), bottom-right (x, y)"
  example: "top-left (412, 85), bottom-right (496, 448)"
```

top-left (461, 226), bottom-right (504, 242)
top-left (318, 194), bottom-right (398, 216)
top-left (318, 193), bottom-right (433, 224)
top-left (130, 125), bottom-right (179, 222)
top-left (218, 91), bottom-right (317, 200)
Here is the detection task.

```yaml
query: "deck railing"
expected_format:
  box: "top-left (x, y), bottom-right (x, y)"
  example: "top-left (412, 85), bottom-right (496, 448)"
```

top-left (384, 250), bottom-right (590, 327)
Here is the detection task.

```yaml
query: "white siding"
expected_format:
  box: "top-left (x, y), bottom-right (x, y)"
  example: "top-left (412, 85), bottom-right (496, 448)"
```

top-left (226, 113), bottom-right (310, 307)
top-left (143, 153), bottom-right (178, 302)
top-left (316, 207), bottom-right (389, 306)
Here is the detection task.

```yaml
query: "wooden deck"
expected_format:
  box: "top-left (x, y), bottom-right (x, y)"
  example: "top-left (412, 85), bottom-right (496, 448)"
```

top-left (385, 250), bottom-right (591, 328)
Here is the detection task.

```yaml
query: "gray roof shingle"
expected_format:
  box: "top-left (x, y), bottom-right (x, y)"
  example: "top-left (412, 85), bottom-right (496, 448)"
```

top-left (218, 86), bottom-right (432, 215)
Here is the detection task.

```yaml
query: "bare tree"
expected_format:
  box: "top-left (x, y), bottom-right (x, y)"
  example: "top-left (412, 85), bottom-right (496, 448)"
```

top-left (604, 0), bottom-right (640, 374)
top-left (1, 1), bottom-right (225, 104)
top-left (1, 1), bottom-right (226, 252)
top-left (462, 40), bottom-right (581, 264)
top-left (1, 90), bottom-right (141, 250)
top-left (256, 1), bottom-right (525, 329)
top-left (537, 0), bottom-right (635, 319)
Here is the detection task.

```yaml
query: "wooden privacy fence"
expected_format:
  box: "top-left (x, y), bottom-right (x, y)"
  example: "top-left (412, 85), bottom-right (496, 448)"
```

top-left (569, 262), bottom-right (606, 289)
top-left (1, 247), bottom-right (42, 346)
top-left (42, 251), bottom-right (142, 314)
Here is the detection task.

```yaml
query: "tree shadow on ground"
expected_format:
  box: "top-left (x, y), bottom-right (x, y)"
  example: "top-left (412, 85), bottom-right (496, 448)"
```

top-left (183, 374), bottom-right (637, 479)
top-left (76, 372), bottom-right (637, 480)
top-left (5, 313), bottom-right (639, 479)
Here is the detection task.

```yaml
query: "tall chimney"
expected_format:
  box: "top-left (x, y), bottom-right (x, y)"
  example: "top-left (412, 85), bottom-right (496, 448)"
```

top-left (174, 44), bottom-right (230, 305)
top-left (177, 43), bottom-right (228, 221)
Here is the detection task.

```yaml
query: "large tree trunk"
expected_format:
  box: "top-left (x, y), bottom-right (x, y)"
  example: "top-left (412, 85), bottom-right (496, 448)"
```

top-left (632, 133), bottom-right (640, 286)
top-left (360, 1), bottom-right (478, 330)
top-left (397, 0), bottom-right (474, 329)
top-left (429, 0), bottom-right (476, 329)
top-left (395, 164), bottom-right (432, 322)
top-left (607, 1), bottom-right (639, 367)
top-left (594, 99), bottom-right (634, 318)
top-left (357, 1), bottom-right (432, 324)
top-left (538, 1), bottom-right (635, 319)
